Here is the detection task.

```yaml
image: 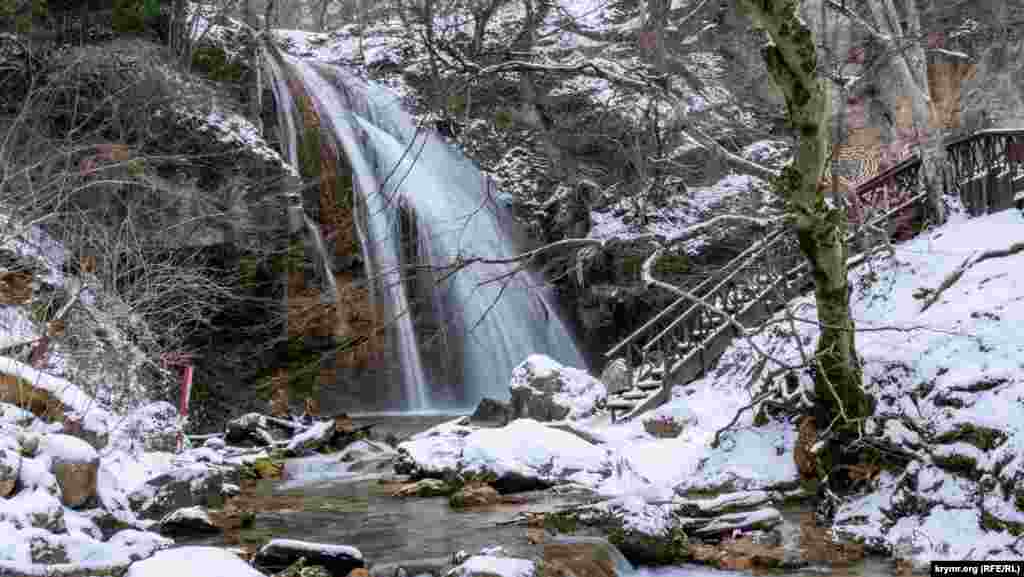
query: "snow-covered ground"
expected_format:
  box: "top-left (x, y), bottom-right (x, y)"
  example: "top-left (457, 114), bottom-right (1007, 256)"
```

top-left (399, 207), bottom-right (1024, 570)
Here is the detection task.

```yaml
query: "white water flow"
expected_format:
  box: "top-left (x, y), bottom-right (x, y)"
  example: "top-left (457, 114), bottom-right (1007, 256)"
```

top-left (267, 51), bottom-right (585, 409)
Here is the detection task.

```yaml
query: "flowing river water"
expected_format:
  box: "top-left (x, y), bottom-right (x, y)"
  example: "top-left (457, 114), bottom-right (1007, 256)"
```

top-left (188, 414), bottom-right (896, 577)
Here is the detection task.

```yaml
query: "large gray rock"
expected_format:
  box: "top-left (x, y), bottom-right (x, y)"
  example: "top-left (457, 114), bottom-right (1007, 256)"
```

top-left (225, 412), bottom-right (275, 446)
top-left (254, 539), bottom-right (364, 577)
top-left (127, 464), bottom-right (239, 520)
top-left (509, 355), bottom-right (607, 422)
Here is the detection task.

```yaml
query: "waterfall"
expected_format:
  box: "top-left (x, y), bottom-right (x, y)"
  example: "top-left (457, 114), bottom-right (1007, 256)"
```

top-left (264, 47), bottom-right (585, 410)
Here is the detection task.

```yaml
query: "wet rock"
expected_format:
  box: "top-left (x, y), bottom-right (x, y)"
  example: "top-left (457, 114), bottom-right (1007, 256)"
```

top-left (158, 506), bottom-right (221, 537)
top-left (0, 447), bottom-right (20, 496)
top-left (509, 355), bottom-right (607, 422)
top-left (366, 557), bottom-right (449, 577)
top-left (470, 398), bottom-right (510, 425)
top-left (449, 483), bottom-right (500, 508)
top-left (447, 554), bottom-right (536, 577)
top-left (128, 464), bottom-right (239, 520)
top-left (254, 539), bottom-right (364, 577)
top-left (226, 412), bottom-right (275, 446)
top-left (391, 478), bottom-right (452, 498)
top-left (539, 541), bottom-right (621, 577)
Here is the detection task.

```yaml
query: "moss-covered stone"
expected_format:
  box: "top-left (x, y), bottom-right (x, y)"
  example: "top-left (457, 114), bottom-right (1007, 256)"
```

top-left (981, 510), bottom-right (1024, 536)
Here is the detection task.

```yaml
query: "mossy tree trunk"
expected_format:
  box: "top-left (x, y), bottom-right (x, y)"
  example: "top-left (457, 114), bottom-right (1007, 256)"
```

top-left (737, 0), bottom-right (871, 430)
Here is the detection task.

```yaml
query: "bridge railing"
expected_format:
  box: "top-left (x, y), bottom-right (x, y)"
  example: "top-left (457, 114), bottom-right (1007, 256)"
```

top-left (604, 127), bottom-right (1024, 420)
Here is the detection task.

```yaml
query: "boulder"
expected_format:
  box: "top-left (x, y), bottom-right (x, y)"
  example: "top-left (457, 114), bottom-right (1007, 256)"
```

top-left (128, 464), bottom-right (239, 520)
top-left (599, 358), bottom-right (632, 396)
top-left (447, 555), bottom-right (536, 577)
top-left (42, 434), bottom-right (100, 508)
top-left (225, 412), bottom-right (275, 446)
top-left (470, 398), bottom-right (510, 425)
top-left (254, 539), bottom-right (364, 577)
top-left (158, 506), bottom-right (221, 537)
top-left (509, 355), bottom-right (607, 422)
top-left (126, 546), bottom-right (266, 577)
top-left (0, 447), bottom-right (20, 496)
top-left (0, 488), bottom-right (66, 532)
top-left (17, 455), bottom-right (61, 496)
top-left (449, 483), bottom-right (500, 509)
top-left (540, 540), bottom-right (627, 577)
top-left (286, 420), bottom-right (336, 456)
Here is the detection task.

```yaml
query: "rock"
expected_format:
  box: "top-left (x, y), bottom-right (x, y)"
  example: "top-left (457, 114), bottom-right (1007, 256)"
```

top-left (673, 491), bottom-right (774, 517)
top-left (107, 529), bottom-right (174, 561)
top-left (448, 555), bottom-right (536, 577)
top-left (286, 420), bottom-right (336, 456)
top-left (204, 436), bottom-right (226, 450)
top-left (42, 434), bottom-right (100, 508)
top-left (0, 447), bottom-right (20, 496)
top-left (158, 506), bottom-right (221, 537)
top-left (391, 478), bottom-right (452, 498)
top-left (225, 412), bottom-right (274, 446)
top-left (509, 355), bottom-right (607, 422)
top-left (470, 398), bottom-right (510, 425)
top-left (29, 534), bottom-right (70, 564)
top-left (365, 558), bottom-right (449, 577)
top-left (128, 464), bottom-right (239, 520)
top-left (599, 358), bottom-right (632, 396)
top-left (126, 546), bottom-right (267, 577)
top-left (0, 488), bottom-right (66, 532)
top-left (540, 541), bottom-right (624, 577)
top-left (449, 483), bottom-right (500, 508)
top-left (254, 539), bottom-right (364, 576)
top-left (18, 455), bottom-right (61, 496)
top-left (345, 570), bottom-right (370, 577)
top-left (690, 507), bottom-right (783, 535)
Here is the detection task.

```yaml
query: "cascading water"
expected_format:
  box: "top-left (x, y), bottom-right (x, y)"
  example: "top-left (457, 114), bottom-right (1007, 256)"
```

top-left (264, 46), bottom-right (585, 410)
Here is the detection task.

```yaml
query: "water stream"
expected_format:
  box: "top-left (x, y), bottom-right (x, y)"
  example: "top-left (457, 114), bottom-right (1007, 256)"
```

top-left (263, 47), bottom-right (586, 410)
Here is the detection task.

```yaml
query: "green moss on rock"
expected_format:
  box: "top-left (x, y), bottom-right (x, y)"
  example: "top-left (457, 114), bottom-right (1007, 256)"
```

top-left (933, 424), bottom-right (1007, 451)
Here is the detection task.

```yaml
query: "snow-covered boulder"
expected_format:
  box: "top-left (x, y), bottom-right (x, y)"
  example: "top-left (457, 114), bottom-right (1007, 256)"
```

top-left (447, 554), bottom-right (536, 577)
top-left (398, 418), bottom-right (612, 492)
top-left (107, 529), bottom-right (173, 562)
top-left (126, 546), bottom-right (266, 577)
top-left (225, 413), bottom-right (275, 446)
top-left (285, 420), bottom-right (335, 456)
top-left (127, 464), bottom-right (238, 520)
top-left (17, 455), bottom-right (61, 496)
top-left (157, 506), bottom-right (220, 537)
top-left (509, 355), bottom-right (607, 422)
top-left (0, 488), bottom-right (66, 532)
top-left (40, 434), bottom-right (99, 508)
top-left (253, 539), bottom-right (364, 576)
top-left (0, 446), bottom-right (20, 496)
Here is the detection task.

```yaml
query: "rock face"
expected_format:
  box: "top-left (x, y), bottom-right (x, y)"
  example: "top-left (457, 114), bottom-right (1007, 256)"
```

top-left (0, 447), bottom-right (20, 496)
top-left (253, 539), bottom-right (364, 577)
top-left (509, 355), bottom-right (606, 422)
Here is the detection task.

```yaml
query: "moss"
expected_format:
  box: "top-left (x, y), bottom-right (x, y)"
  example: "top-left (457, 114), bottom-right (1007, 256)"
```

top-left (494, 109), bottom-right (515, 130)
top-left (933, 424), bottom-right (1007, 451)
top-left (239, 255), bottom-right (260, 291)
top-left (932, 453), bottom-right (981, 481)
top-left (621, 254), bottom-right (647, 281)
top-left (191, 45), bottom-right (247, 84)
top-left (752, 407), bottom-right (770, 427)
top-left (298, 122), bottom-right (323, 180)
top-left (1015, 491), bottom-right (1024, 513)
top-left (544, 511), bottom-right (581, 534)
top-left (241, 457), bottom-right (284, 480)
top-left (652, 252), bottom-right (690, 277)
top-left (112, 0), bottom-right (145, 33)
top-left (981, 510), bottom-right (1024, 536)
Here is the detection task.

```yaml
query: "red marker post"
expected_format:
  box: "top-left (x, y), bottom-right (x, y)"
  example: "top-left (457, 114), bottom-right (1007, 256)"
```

top-left (161, 352), bottom-right (195, 453)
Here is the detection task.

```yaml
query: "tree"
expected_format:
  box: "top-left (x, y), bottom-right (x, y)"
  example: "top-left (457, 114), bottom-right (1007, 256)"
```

top-left (736, 0), bottom-right (871, 442)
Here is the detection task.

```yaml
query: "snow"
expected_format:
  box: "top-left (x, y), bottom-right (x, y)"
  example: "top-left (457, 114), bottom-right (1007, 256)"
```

top-left (448, 555), bottom-right (536, 577)
top-left (259, 539), bottom-right (363, 560)
top-left (39, 434), bottom-right (98, 463)
top-left (510, 355), bottom-right (607, 420)
top-left (460, 419), bottom-right (611, 481)
top-left (125, 546), bottom-right (266, 577)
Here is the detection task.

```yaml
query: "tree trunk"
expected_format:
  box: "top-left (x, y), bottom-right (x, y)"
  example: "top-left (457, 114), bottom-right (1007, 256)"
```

top-left (738, 0), bottom-right (870, 430)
